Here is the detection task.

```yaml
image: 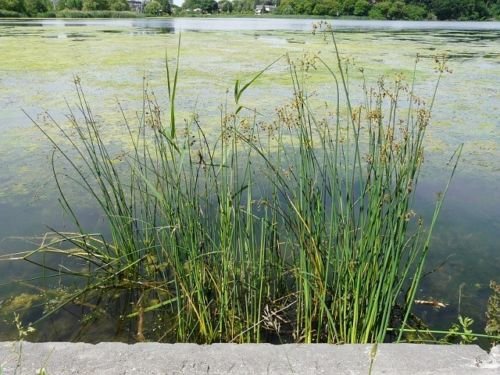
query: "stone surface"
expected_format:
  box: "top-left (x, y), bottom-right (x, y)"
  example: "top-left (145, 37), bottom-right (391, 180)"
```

top-left (0, 342), bottom-right (498, 374)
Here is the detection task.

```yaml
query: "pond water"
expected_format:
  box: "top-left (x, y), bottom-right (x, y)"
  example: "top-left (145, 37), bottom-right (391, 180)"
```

top-left (0, 18), bottom-right (499, 341)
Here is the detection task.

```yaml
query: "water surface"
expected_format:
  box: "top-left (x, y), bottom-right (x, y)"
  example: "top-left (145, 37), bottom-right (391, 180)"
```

top-left (0, 18), bottom-right (498, 341)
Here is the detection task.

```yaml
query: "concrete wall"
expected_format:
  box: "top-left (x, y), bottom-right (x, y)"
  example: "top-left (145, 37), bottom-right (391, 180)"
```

top-left (0, 342), bottom-right (498, 374)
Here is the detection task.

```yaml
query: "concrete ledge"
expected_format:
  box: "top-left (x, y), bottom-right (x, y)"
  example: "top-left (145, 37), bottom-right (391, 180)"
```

top-left (0, 342), bottom-right (498, 374)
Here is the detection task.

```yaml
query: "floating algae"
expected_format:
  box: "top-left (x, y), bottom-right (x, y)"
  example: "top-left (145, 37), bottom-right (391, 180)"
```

top-left (0, 20), bottom-right (499, 340)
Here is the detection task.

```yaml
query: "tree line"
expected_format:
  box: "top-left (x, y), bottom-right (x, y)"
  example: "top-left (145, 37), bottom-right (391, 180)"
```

top-left (0, 0), bottom-right (171, 16)
top-left (180, 0), bottom-right (498, 20)
top-left (275, 0), bottom-right (499, 20)
top-left (181, 0), bottom-right (256, 14)
top-left (1, 0), bottom-right (498, 19)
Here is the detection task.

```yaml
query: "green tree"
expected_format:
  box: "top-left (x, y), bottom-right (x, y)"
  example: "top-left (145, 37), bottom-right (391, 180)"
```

top-left (182, 0), bottom-right (218, 12)
top-left (280, 0), bottom-right (318, 14)
top-left (403, 3), bottom-right (426, 19)
top-left (219, 0), bottom-right (233, 12)
top-left (368, 1), bottom-right (391, 18)
top-left (24, 0), bottom-right (51, 15)
top-left (296, 0), bottom-right (314, 13)
top-left (231, 0), bottom-right (254, 13)
top-left (201, 0), bottom-right (218, 12)
top-left (276, 0), bottom-right (296, 14)
top-left (492, 2), bottom-right (500, 18)
top-left (0, 0), bottom-right (24, 12)
top-left (82, 0), bottom-right (108, 10)
top-left (158, 0), bottom-right (171, 13)
top-left (353, 0), bottom-right (370, 16)
top-left (408, 0), bottom-right (432, 6)
top-left (57, 0), bottom-right (83, 10)
top-left (431, 0), bottom-right (462, 19)
top-left (462, 0), bottom-right (490, 20)
top-left (342, 0), bottom-right (357, 15)
top-left (108, 0), bottom-right (129, 10)
top-left (387, 0), bottom-right (406, 19)
top-left (313, 0), bottom-right (342, 16)
top-left (145, 0), bottom-right (161, 14)
top-left (431, 0), bottom-right (490, 20)
top-left (182, 0), bottom-right (197, 9)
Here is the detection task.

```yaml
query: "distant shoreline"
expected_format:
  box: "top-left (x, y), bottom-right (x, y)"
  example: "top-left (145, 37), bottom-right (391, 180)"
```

top-left (0, 12), bottom-right (499, 21)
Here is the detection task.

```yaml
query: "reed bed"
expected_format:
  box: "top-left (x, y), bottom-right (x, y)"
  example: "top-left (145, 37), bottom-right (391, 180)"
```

top-left (21, 29), bottom-right (460, 344)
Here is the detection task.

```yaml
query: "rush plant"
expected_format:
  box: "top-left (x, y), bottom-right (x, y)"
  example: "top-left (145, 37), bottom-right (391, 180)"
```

top-left (19, 29), bottom-right (460, 344)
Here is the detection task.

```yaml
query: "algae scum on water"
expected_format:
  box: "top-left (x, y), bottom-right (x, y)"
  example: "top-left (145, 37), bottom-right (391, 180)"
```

top-left (0, 19), bottom-right (499, 343)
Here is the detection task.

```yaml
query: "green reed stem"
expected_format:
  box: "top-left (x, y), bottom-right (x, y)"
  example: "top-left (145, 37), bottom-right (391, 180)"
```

top-left (19, 28), bottom-right (461, 345)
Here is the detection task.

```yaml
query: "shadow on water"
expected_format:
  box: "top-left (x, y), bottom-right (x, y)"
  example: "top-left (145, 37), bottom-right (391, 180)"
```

top-left (410, 171), bottom-right (500, 342)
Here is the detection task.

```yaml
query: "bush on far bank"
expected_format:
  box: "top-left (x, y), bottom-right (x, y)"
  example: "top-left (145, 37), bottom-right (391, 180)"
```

top-left (0, 8), bottom-right (23, 16)
top-left (56, 9), bottom-right (140, 17)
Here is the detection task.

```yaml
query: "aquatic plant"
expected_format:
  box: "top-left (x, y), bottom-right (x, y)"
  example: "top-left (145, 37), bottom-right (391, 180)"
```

top-left (485, 281), bottom-right (500, 344)
top-left (19, 28), bottom-right (461, 344)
